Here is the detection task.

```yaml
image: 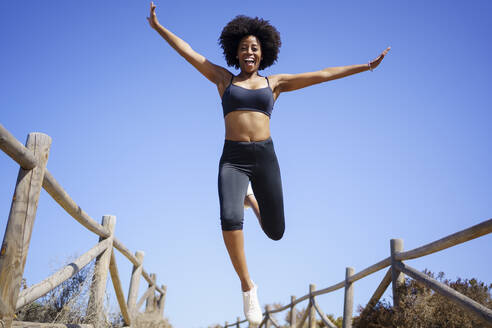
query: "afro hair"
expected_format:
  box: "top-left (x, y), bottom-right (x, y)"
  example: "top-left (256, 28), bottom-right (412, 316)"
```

top-left (219, 15), bottom-right (281, 71)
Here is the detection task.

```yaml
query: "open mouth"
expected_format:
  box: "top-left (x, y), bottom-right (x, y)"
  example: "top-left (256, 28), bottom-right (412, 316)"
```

top-left (244, 58), bottom-right (255, 66)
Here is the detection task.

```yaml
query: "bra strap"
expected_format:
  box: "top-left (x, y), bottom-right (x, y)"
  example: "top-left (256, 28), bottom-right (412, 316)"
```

top-left (228, 74), bottom-right (234, 86)
top-left (265, 76), bottom-right (270, 87)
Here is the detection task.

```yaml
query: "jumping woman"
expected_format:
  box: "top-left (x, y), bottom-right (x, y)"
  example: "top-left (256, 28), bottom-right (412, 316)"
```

top-left (147, 2), bottom-right (390, 325)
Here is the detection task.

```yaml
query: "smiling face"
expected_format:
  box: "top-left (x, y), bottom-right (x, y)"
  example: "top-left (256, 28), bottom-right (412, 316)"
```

top-left (236, 35), bottom-right (263, 73)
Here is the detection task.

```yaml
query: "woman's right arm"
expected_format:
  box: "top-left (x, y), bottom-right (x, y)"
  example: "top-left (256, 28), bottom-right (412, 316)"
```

top-left (147, 2), bottom-right (230, 86)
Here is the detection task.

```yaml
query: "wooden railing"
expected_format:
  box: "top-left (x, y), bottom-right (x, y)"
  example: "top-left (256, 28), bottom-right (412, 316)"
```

top-left (0, 123), bottom-right (167, 328)
top-left (221, 210), bottom-right (492, 327)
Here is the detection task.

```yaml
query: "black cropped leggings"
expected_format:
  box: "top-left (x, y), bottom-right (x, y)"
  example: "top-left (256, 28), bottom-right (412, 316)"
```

top-left (218, 137), bottom-right (285, 240)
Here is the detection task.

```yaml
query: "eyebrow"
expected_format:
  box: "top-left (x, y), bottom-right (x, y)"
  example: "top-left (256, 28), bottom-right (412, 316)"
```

top-left (240, 42), bottom-right (259, 47)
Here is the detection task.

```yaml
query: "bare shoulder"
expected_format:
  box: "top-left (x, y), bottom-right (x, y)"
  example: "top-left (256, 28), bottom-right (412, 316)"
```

top-left (267, 74), bottom-right (291, 90)
top-left (210, 63), bottom-right (231, 85)
top-left (267, 74), bottom-right (292, 98)
top-left (216, 68), bottom-right (234, 98)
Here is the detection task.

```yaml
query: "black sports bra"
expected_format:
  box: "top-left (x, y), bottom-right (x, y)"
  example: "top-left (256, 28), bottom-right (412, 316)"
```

top-left (221, 75), bottom-right (274, 118)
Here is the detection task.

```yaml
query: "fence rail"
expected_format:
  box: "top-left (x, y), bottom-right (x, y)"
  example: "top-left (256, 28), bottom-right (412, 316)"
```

top-left (221, 211), bottom-right (492, 327)
top-left (2, 123), bottom-right (491, 328)
top-left (0, 123), bottom-right (167, 328)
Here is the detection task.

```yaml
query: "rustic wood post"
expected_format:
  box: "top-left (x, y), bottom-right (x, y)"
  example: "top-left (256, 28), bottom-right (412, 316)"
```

top-left (127, 250), bottom-right (144, 315)
top-left (390, 239), bottom-right (405, 308)
top-left (145, 273), bottom-right (157, 313)
top-left (265, 305), bottom-right (271, 328)
top-left (342, 267), bottom-right (354, 328)
top-left (158, 284), bottom-right (167, 317)
top-left (290, 295), bottom-right (296, 328)
top-left (309, 284), bottom-right (316, 328)
top-left (224, 321), bottom-right (228, 328)
top-left (88, 215), bottom-right (116, 326)
top-left (0, 132), bottom-right (51, 328)
top-left (236, 316), bottom-right (240, 328)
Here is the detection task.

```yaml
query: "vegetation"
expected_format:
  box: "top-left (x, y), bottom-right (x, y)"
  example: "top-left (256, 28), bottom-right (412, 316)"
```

top-left (353, 270), bottom-right (491, 328)
top-left (16, 262), bottom-right (96, 325)
top-left (15, 259), bottom-right (172, 328)
top-left (283, 304), bottom-right (343, 328)
top-left (22, 263), bottom-right (489, 328)
top-left (209, 270), bottom-right (490, 328)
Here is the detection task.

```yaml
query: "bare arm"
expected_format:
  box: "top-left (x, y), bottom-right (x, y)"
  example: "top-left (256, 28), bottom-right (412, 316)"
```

top-left (271, 47), bottom-right (391, 94)
top-left (147, 2), bottom-right (230, 86)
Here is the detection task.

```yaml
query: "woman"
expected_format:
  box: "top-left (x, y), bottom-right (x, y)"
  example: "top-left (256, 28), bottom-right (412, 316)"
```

top-left (147, 2), bottom-right (390, 324)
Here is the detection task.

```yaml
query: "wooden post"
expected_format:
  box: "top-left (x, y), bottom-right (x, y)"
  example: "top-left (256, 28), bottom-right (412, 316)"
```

top-left (224, 321), bottom-right (228, 328)
top-left (390, 239), bottom-right (404, 308)
top-left (127, 250), bottom-right (144, 316)
top-left (342, 267), bottom-right (354, 328)
top-left (309, 284), bottom-right (316, 328)
top-left (361, 268), bottom-right (392, 317)
top-left (290, 295), bottom-right (296, 328)
top-left (265, 305), bottom-right (271, 328)
top-left (108, 251), bottom-right (131, 326)
top-left (236, 316), bottom-right (240, 328)
top-left (0, 132), bottom-right (51, 328)
top-left (158, 284), bottom-right (167, 316)
top-left (87, 215), bottom-right (116, 326)
top-left (145, 273), bottom-right (157, 313)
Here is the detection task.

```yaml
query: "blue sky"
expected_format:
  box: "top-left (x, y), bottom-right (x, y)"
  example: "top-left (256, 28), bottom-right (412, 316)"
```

top-left (1, 1), bottom-right (491, 327)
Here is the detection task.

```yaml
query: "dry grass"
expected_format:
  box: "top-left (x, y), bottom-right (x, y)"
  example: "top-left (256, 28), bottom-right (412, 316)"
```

top-left (16, 259), bottom-right (172, 328)
top-left (353, 270), bottom-right (492, 328)
top-left (132, 312), bottom-right (172, 328)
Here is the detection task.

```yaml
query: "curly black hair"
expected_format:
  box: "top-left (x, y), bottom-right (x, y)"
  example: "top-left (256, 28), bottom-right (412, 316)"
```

top-left (219, 15), bottom-right (281, 71)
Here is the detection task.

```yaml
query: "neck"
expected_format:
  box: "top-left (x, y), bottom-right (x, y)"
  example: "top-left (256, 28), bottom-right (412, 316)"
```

top-left (238, 70), bottom-right (260, 80)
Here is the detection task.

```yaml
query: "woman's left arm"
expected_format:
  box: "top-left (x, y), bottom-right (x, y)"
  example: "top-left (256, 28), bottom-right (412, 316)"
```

top-left (271, 47), bottom-right (390, 94)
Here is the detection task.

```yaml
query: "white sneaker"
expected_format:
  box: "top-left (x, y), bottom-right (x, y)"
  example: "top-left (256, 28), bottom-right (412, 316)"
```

top-left (242, 281), bottom-right (262, 325)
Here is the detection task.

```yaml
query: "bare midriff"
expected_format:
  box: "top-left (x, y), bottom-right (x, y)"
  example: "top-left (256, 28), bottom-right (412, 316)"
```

top-left (224, 110), bottom-right (271, 142)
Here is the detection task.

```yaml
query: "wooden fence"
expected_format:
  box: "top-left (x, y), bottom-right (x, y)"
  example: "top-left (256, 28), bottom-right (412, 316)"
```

top-left (221, 210), bottom-right (492, 327)
top-left (0, 124), bottom-right (167, 328)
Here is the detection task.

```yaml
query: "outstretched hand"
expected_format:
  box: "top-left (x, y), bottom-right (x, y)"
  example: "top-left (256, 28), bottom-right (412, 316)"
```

top-left (147, 2), bottom-right (159, 29)
top-left (369, 47), bottom-right (391, 71)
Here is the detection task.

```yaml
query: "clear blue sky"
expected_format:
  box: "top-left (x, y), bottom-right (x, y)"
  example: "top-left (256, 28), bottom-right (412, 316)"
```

top-left (1, 1), bottom-right (491, 327)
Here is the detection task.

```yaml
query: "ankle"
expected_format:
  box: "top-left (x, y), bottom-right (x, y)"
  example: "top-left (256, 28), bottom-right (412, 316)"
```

top-left (241, 279), bottom-right (254, 292)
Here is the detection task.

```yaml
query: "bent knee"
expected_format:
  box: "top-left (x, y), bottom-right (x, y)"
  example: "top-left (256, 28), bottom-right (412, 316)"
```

top-left (265, 226), bottom-right (285, 241)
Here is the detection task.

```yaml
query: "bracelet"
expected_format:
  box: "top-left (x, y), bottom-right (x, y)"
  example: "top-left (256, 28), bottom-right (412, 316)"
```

top-left (368, 62), bottom-right (373, 72)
